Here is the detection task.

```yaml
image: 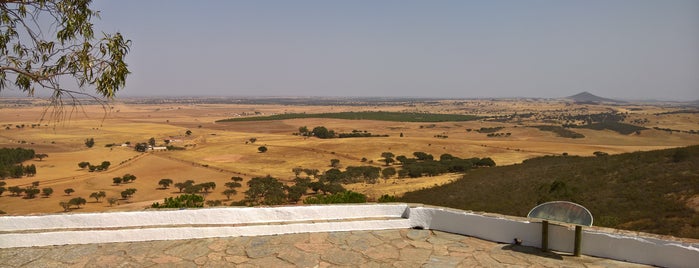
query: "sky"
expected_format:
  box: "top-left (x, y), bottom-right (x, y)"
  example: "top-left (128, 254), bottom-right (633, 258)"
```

top-left (16, 0), bottom-right (699, 100)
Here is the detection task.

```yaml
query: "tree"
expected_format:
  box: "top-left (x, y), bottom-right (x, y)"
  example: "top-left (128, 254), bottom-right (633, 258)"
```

top-left (287, 185), bottom-right (306, 203)
top-left (31, 181), bottom-right (40, 187)
top-left (8, 186), bottom-right (23, 196)
top-left (174, 180), bottom-right (194, 193)
top-left (184, 184), bottom-right (202, 194)
top-left (0, 186), bottom-right (6, 196)
top-left (292, 167), bottom-right (303, 177)
top-left (185, 129), bottom-right (192, 136)
top-left (0, 1), bottom-right (131, 109)
top-left (199, 182), bottom-right (216, 193)
top-left (225, 181), bottom-right (242, 189)
top-left (78, 161), bottom-right (90, 169)
top-left (89, 191), bottom-right (105, 202)
top-left (69, 197), bottom-right (87, 208)
top-left (121, 188), bottom-right (136, 200)
top-left (205, 200), bottom-right (222, 207)
top-left (475, 157), bottom-right (496, 167)
top-left (158, 178), bottom-right (173, 189)
top-left (85, 138), bottom-right (95, 148)
top-left (330, 159), bottom-right (340, 168)
top-left (257, 146), bottom-right (267, 153)
top-left (378, 194), bottom-right (397, 203)
top-left (148, 137), bottom-right (156, 147)
top-left (304, 169), bottom-right (319, 178)
top-left (151, 194), bottom-right (204, 208)
top-left (381, 152), bottom-right (395, 166)
top-left (381, 167), bottom-right (396, 182)
top-left (249, 137), bottom-right (257, 144)
top-left (298, 126), bottom-right (309, 136)
top-left (134, 143), bottom-right (148, 152)
top-left (121, 173), bottom-right (136, 183)
top-left (312, 126), bottom-right (334, 139)
top-left (439, 154), bottom-right (454, 161)
top-left (320, 183), bottom-right (346, 195)
top-left (223, 189), bottom-right (237, 200)
top-left (24, 164), bottom-right (36, 176)
top-left (321, 168), bottom-right (343, 184)
top-left (413, 152), bottom-right (433, 161)
top-left (59, 201), bottom-right (71, 212)
top-left (245, 175), bottom-right (286, 205)
top-left (41, 187), bottom-right (53, 197)
top-left (100, 161), bottom-right (111, 170)
top-left (24, 187), bottom-right (40, 198)
top-left (64, 188), bottom-right (74, 195)
top-left (107, 197), bottom-right (119, 206)
top-left (35, 153), bottom-right (48, 161)
top-left (112, 177), bottom-right (122, 185)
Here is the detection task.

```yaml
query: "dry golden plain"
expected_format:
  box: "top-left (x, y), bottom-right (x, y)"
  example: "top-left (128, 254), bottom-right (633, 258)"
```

top-left (1, 99), bottom-right (698, 215)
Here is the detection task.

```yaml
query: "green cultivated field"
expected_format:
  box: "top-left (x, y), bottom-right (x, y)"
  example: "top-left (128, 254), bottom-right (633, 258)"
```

top-left (216, 111), bottom-right (481, 123)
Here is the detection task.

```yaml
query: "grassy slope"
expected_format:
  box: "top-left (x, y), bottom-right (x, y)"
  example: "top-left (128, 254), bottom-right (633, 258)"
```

top-left (400, 145), bottom-right (699, 238)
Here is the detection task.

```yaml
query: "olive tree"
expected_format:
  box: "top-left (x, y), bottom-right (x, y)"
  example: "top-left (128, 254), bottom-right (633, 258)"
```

top-left (158, 178), bottom-right (173, 189)
top-left (0, 0), bottom-right (131, 114)
top-left (89, 191), bottom-right (105, 202)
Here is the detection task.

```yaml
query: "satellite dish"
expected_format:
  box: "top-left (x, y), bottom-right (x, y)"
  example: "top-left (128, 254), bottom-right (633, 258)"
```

top-left (528, 201), bottom-right (593, 227)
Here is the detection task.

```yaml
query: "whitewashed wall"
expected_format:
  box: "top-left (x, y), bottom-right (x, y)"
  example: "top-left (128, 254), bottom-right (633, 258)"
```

top-left (1, 204), bottom-right (698, 268)
top-left (408, 206), bottom-right (699, 268)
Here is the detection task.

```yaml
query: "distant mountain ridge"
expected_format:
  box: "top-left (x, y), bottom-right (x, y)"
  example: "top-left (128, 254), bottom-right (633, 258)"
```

top-left (565, 92), bottom-right (625, 103)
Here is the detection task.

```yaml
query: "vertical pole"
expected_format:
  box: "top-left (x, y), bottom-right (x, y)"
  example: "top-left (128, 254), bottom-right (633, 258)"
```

top-left (574, 225), bottom-right (582, 256)
top-left (541, 220), bottom-right (548, 251)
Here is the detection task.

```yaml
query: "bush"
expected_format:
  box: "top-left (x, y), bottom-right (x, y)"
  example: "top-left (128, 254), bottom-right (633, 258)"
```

top-left (378, 194), bottom-right (397, 203)
top-left (151, 194), bottom-right (204, 208)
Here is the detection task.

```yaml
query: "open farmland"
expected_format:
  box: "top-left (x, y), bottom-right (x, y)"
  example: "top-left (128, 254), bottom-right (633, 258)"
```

top-left (1, 97), bottom-right (698, 218)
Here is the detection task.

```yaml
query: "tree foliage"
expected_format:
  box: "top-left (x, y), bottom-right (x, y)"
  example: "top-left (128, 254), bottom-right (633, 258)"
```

top-left (381, 152), bottom-right (395, 166)
top-left (84, 138), bottom-right (94, 148)
top-left (0, 147), bottom-right (35, 178)
top-left (0, 0), bottom-right (131, 110)
top-left (41, 187), bottom-right (53, 197)
top-left (63, 188), bottom-right (74, 195)
top-left (303, 191), bottom-right (367, 204)
top-left (134, 143), bottom-right (148, 152)
top-left (158, 178), bottom-right (173, 189)
top-left (151, 194), bottom-right (204, 209)
top-left (68, 197), bottom-right (86, 208)
top-left (174, 180), bottom-right (194, 193)
top-left (24, 187), bottom-right (40, 198)
top-left (245, 175), bottom-right (286, 205)
top-left (89, 190), bottom-right (105, 202)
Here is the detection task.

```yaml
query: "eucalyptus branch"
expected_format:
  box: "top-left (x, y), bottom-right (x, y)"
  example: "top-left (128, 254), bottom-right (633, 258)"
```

top-left (0, 0), bottom-right (130, 122)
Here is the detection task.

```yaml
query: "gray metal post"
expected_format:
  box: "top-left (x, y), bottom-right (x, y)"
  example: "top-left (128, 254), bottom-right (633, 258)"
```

top-left (541, 220), bottom-right (548, 251)
top-left (574, 225), bottom-right (582, 256)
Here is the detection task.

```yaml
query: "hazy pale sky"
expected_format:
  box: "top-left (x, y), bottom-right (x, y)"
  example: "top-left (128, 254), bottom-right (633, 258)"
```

top-left (82, 1), bottom-right (698, 100)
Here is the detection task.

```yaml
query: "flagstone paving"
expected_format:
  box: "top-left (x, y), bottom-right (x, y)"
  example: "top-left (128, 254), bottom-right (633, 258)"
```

top-left (0, 229), bottom-right (651, 267)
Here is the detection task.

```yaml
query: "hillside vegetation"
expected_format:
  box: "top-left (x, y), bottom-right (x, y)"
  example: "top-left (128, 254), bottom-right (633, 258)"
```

top-left (216, 111), bottom-right (481, 122)
top-left (400, 145), bottom-right (699, 238)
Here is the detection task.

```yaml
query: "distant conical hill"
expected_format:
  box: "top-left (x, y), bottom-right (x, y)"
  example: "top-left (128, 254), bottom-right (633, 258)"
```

top-left (565, 91), bottom-right (624, 103)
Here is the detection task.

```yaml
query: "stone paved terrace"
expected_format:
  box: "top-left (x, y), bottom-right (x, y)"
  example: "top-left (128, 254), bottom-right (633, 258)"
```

top-left (0, 229), bottom-right (650, 267)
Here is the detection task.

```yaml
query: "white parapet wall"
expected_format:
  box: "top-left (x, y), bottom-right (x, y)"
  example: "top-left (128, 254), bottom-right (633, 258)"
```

top-left (1, 203), bottom-right (698, 268)
top-left (408, 205), bottom-right (699, 268)
top-left (0, 204), bottom-right (409, 231)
